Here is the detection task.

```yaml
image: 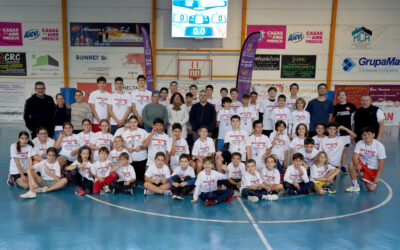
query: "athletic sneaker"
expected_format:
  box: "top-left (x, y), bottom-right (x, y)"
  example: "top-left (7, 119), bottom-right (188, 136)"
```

top-left (324, 185), bottom-right (336, 194)
top-left (172, 194), bottom-right (178, 199)
top-left (143, 189), bottom-right (153, 196)
top-left (20, 190), bottom-right (37, 199)
top-left (35, 186), bottom-right (48, 193)
top-left (262, 194), bottom-right (271, 200)
top-left (205, 199), bottom-right (217, 206)
top-left (75, 188), bottom-right (86, 196)
top-left (248, 196), bottom-right (259, 202)
top-left (7, 174), bottom-right (15, 186)
top-left (129, 189), bottom-right (134, 196)
top-left (270, 194), bottom-right (279, 200)
top-left (233, 190), bottom-right (241, 196)
top-left (103, 185), bottom-right (111, 193)
top-left (163, 190), bottom-right (172, 196)
top-left (226, 197), bottom-right (233, 202)
top-left (346, 184), bottom-right (360, 192)
top-left (176, 195), bottom-right (184, 200)
top-left (341, 166), bottom-right (348, 175)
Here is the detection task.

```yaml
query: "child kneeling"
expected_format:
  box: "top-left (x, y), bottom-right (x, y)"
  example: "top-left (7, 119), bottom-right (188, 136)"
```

top-left (191, 156), bottom-right (233, 206)
top-left (169, 154), bottom-right (196, 200)
top-left (143, 152), bottom-right (172, 195)
top-left (241, 159), bottom-right (271, 202)
top-left (20, 147), bottom-right (68, 199)
top-left (110, 152), bottom-right (137, 196)
top-left (284, 153), bottom-right (314, 195)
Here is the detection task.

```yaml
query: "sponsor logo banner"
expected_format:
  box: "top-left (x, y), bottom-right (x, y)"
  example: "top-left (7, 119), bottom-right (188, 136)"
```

top-left (341, 56), bottom-right (400, 74)
top-left (286, 26), bottom-right (329, 50)
top-left (247, 25), bottom-right (286, 49)
top-left (0, 52), bottom-right (27, 76)
top-left (281, 55), bottom-right (316, 78)
top-left (0, 22), bottom-right (23, 46)
top-left (23, 23), bottom-right (61, 46)
top-left (27, 53), bottom-right (62, 76)
top-left (254, 54), bottom-right (280, 70)
top-left (334, 85), bottom-right (369, 107)
top-left (336, 25), bottom-right (387, 49)
top-left (0, 81), bottom-right (25, 121)
top-left (70, 22), bottom-right (150, 47)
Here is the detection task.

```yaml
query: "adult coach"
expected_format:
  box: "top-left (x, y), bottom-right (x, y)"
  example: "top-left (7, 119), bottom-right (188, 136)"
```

top-left (306, 83), bottom-right (334, 137)
top-left (189, 90), bottom-right (216, 141)
top-left (24, 81), bottom-right (55, 138)
top-left (142, 91), bottom-right (169, 132)
top-left (353, 94), bottom-right (384, 142)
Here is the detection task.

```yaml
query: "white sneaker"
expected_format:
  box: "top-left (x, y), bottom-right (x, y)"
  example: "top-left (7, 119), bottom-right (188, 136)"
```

top-left (20, 190), bottom-right (37, 199)
top-left (172, 194), bottom-right (177, 199)
top-left (248, 196), bottom-right (259, 202)
top-left (262, 194), bottom-right (271, 200)
top-left (346, 184), bottom-right (360, 192)
top-left (163, 190), bottom-right (172, 196)
top-left (143, 189), bottom-right (153, 196)
top-left (271, 194), bottom-right (279, 200)
top-left (34, 186), bottom-right (48, 193)
top-left (233, 190), bottom-right (241, 196)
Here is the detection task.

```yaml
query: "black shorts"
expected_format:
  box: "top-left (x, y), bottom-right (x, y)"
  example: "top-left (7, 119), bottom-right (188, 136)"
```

top-left (345, 144), bottom-right (350, 147)
top-left (11, 173), bottom-right (27, 180)
top-left (154, 182), bottom-right (163, 187)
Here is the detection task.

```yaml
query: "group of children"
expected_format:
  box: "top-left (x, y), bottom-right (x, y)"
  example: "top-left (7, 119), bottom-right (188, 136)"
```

top-left (8, 81), bottom-right (386, 206)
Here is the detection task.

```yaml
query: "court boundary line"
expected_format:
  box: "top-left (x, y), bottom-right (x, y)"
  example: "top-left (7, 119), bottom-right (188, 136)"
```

top-left (237, 197), bottom-right (273, 250)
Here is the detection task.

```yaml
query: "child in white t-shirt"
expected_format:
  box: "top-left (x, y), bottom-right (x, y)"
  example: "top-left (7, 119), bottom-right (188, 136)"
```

top-left (8, 131), bottom-right (36, 189)
top-left (299, 138), bottom-right (320, 170)
top-left (109, 136), bottom-right (130, 166)
top-left (286, 83), bottom-right (299, 111)
top-left (311, 152), bottom-right (340, 195)
top-left (312, 122), bottom-right (327, 150)
top-left (229, 88), bottom-right (242, 112)
top-left (216, 97), bottom-right (235, 150)
top-left (32, 127), bottom-right (55, 164)
top-left (167, 123), bottom-right (190, 171)
top-left (65, 146), bottom-right (94, 194)
top-left (346, 127), bottom-right (386, 192)
top-left (261, 156), bottom-right (283, 199)
top-left (88, 76), bottom-right (110, 132)
top-left (218, 152), bottom-right (246, 193)
top-left (289, 98), bottom-right (310, 138)
top-left (283, 153), bottom-right (314, 195)
top-left (250, 120), bottom-right (272, 171)
top-left (289, 123), bottom-right (308, 164)
top-left (90, 119), bottom-right (114, 161)
top-left (143, 152), bottom-right (172, 195)
top-left (143, 118), bottom-right (169, 167)
top-left (191, 157), bottom-right (233, 206)
top-left (108, 77), bottom-right (132, 134)
top-left (250, 91), bottom-right (261, 120)
top-left (261, 87), bottom-right (278, 136)
top-left (20, 147), bottom-right (68, 199)
top-left (78, 119), bottom-right (95, 147)
top-left (91, 147), bottom-right (117, 194)
top-left (55, 122), bottom-right (80, 169)
top-left (113, 119), bottom-right (131, 139)
top-left (270, 94), bottom-right (291, 134)
top-left (236, 93), bottom-right (256, 135)
top-left (110, 152), bottom-right (136, 195)
top-left (269, 120), bottom-right (291, 171)
top-left (191, 126), bottom-right (216, 174)
top-left (131, 75), bottom-right (152, 126)
top-left (169, 154), bottom-right (196, 200)
top-left (241, 159), bottom-right (270, 202)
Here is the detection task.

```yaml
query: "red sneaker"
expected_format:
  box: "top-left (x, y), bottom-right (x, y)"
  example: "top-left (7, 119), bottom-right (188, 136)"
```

top-left (226, 197), bottom-right (233, 202)
top-left (74, 188), bottom-right (86, 196)
top-left (205, 200), bottom-right (217, 206)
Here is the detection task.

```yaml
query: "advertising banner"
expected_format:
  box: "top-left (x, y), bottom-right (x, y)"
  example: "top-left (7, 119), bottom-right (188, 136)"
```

top-left (27, 53), bottom-right (63, 76)
top-left (247, 25), bottom-right (286, 49)
top-left (70, 22), bottom-right (150, 47)
top-left (23, 23), bottom-right (61, 47)
top-left (0, 81), bottom-right (25, 121)
top-left (339, 55), bottom-right (400, 75)
top-left (0, 22), bottom-right (23, 46)
top-left (334, 85), bottom-right (369, 107)
top-left (336, 25), bottom-right (387, 49)
top-left (236, 32), bottom-right (260, 100)
top-left (281, 55), bottom-right (316, 78)
top-left (254, 54), bottom-right (280, 70)
top-left (370, 85), bottom-right (400, 126)
top-left (141, 26), bottom-right (154, 91)
top-left (0, 52), bottom-right (27, 76)
top-left (286, 25), bottom-right (329, 50)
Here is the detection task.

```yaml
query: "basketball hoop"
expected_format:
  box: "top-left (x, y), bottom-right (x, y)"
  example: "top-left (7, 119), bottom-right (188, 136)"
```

top-left (189, 68), bottom-right (201, 81)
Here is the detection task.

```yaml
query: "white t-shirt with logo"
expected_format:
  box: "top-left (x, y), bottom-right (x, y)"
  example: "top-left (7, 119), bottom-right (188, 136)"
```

top-left (320, 136), bottom-right (350, 167)
top-left (78, 131), bottom-right (95, 147)
top-left (354, 139), bottom-right (386, 170)
top-left (167, 137), bottom-right (190, 170)
top-left (249, 134), bottom-right (272, 169)
top-left (269, 132), bottom-right (291, 162)
top-left (114, 127), bottom-right (129, 139)
top-left (145, 164), bottom-right (171, 180)
top-left (108, 92), bottom-right (132, 125)
top-left (290, 110), bottom-right (310, 137)
top-left (217, 109), bottom-right (235, 139)
top-left (290, 137), bottom-right (305, 154)
top-left (312, 135), bottom-right (327, 150)
top-left (9, 143), bottom-right (35, 174)
top-left (230, 101), bottom-right (242, 112)
top-left (299, 148), bottom-right (320, 168)
top-left (131, 89), bottom-right (152, 117)
top-left (224, 129), bottom-right (251, 161)
top-left (284, 165), bottom-right (309, 184)
top-left (71, 160), bottom-right (94, 182)
top-left (33, 160), bottom-right (61, 181)
top-left (109, 148), bottom-right (131, 166)
top-left (59, 134), bottom-right (80, 162)
top-left (90, 132), bottom-right (113, 161)
top-left (88, 90), bottom-right (110, 124)
top-left (171, 166), bottom-right (196, 181)
top-left (241, 171), bottom-right (263, 192)
top-left (122, 128), bottom-right (148, 161)
top-left (115, 164), bottom-right (136, 182)
top-left (32, 137), bottom-right (55, 158)
top-left (250, 103), bottom-right (261, 120)
top-left (270, 107), bottom-right (291, 133)
top-left (236, 106), bottom-right (257, 135)
top-left (147, 133), bottom-right (169, 166)
top-left (262, 99), bottom-right (278, 130)
top-left (227, 162), bottom-right (246, 179)
top-left (193, 170), bottom-right (228, 200)
top-left (262, 168), bottom-right (281, 185)
top-left (310, 164), bottom-right (336, 183)
top-left (91, 160), bottom-right (113, 180)
top-left (192, 137), bottom-right (216, 157)
top-left (286, 98), bottom-right (297, 111)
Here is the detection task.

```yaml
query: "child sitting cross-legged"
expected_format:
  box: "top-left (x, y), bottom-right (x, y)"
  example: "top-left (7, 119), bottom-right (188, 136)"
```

top-left (261, 155), bottom-right (284, 200)
top-left (218, 152), bottom-right (246, 195)
top-left (143, 152), bottom-right (172, 196)
top-left (110, 152), bottom-right (137, 196)
top-left (283, 153), bottom-right (314, 195)
top-left (169, 154), bottom-right (196, 200)
top-left (241, 159), bottom-right (270, 203)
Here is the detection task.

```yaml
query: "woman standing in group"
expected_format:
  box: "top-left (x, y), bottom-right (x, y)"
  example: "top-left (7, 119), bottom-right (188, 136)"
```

top-left (54, 93), bottom-right (71, 140)
top-left (168, 92), bottom-right (189, 139)
top-left (71, 90), bottom-right (92, 134)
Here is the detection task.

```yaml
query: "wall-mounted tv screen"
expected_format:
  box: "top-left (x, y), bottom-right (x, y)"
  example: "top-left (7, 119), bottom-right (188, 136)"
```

top-left (171, 0), bottom-right (228, 38)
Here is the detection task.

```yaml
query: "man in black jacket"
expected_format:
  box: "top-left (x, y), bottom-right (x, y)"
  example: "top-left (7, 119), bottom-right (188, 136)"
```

top-left (190, 90), bottom-right (216, 141)
top-left (24, 81), bottom-right (55, 138)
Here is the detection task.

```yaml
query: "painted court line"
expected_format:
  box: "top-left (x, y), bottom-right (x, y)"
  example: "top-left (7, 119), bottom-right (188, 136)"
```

top-left (237, 197), bottom-right (273, 250)
top-left (85, 194), bottom-right (249, 224)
